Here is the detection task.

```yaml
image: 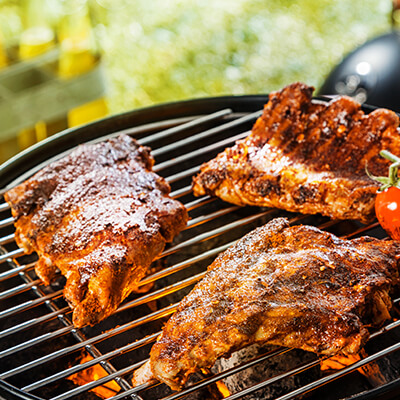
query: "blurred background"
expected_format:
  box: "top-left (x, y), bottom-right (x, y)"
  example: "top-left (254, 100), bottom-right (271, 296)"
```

top-left (0, 0), bottom-right (394, 162)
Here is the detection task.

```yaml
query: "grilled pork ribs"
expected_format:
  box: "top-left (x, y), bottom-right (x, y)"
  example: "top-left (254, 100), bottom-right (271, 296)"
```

top-left (5, 135), bottom-right (188, 327)
top-left (133, 218), bottom-right (400, 390)
top-left (192, 82), bottom-right (400, 223)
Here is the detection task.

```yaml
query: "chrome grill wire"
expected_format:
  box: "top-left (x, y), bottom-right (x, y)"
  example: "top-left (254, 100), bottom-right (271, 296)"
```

top-left (0, 106), bottom-right (397, 400)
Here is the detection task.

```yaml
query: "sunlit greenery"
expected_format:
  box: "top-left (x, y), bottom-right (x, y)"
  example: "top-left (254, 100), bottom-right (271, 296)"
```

top-left (92, 0), bottom-right (392, 113)
top-left (0, 0), bottom-right (393, 114)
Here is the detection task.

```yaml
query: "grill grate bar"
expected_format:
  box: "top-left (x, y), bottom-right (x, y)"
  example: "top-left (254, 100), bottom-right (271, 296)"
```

top-left (52, 361), bottom-right (145, 400)
top-left (64, 331), bottom-right (134, 396)
top-left (186, 205), bottom-right (240, 228)
top-left (0, 260), bottom-right (35, 282)
top-left (154, 130), bottom-right (249, 173)
top-left (139, 242), bottom-right (231, 288)
top-left (23, 332), bottom-right (160, 392)
top-left (0, 304), bottom-right (177, 380)
top-left (139, 109), bottom-right (233, 146)
top-left (183, 195), bottom-right (213, 211)
top-left (102, 116), bottom-right (200, 144)
top-left (175, 194), bottom-right (214, 212)
top-left (0, 232), bottom-right (14, 246)
top-left (152, 110), bottom-right (260, 158)
top-left (159, 209), bottom-right (276, 259)
top-left (0, 201), bottom-right (10, 212)
top-left (0, 289), bottom-right (63, 319)
top-left (166, 165), bottom-right (201, 185)
top-left (119, 271), bottom-right (205, 313)
top-left (0, 247), bottom-right (24, 263)
top-left (0, 216), bottom-right (13, 229)
top-left (343, 221), bottom-right (381, 239)
top-left (103, 383), bottom-right (151, 400)
top-left (169, 185), bottom-right (192, 199)
top-left (369, 313), bottom-right (400, 340)
top-left (0, 325), bottom-right (72, 358)
top-left (0, 306), bottom-right (70, 339)
top-left (0, 278), bottom-right (43, 301)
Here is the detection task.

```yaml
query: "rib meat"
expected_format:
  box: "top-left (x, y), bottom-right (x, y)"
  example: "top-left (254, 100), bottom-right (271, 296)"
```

top-left (4, 134), bottom-right (188, 327)
top-left (133, 218), bottom-right (400, 390)
top-left (192, 82), bottom-right (400, 223)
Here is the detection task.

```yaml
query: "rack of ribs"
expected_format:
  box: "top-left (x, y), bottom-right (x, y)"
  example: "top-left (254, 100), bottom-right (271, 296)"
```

top-left (133, 218), bottom-right (400, 390)
top-left (4, 134), bottom-right (188, 327)
top-left (192, 82), bottom-right (400, 223)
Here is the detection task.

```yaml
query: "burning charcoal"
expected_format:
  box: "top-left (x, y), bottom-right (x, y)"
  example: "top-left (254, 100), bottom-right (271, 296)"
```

top-left (212, 344), bottom-right (320, 399)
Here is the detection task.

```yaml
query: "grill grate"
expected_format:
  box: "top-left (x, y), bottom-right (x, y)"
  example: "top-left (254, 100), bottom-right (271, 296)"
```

top-left (1, 97), bottom-right (400, 400)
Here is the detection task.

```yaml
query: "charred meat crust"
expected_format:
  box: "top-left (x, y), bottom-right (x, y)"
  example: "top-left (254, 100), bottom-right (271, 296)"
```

top-left (5, 134), bottom-right (188, 328)
top-left (192, 82), bottom-right (400, 223)
top-left (146, 218), bottom-right (400, 390)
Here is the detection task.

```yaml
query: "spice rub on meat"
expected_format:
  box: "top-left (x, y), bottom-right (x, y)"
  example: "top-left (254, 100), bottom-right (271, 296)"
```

top-left (132, 218), bottom-right (400, 390)
top-left (192, 82), bottom-right (400, 223)
top-left (4, 134), bottom-right (188, 328)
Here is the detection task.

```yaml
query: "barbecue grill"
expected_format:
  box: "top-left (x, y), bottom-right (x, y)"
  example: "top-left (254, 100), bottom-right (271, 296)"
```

top-left (1, 95), bottom-right (400, 400)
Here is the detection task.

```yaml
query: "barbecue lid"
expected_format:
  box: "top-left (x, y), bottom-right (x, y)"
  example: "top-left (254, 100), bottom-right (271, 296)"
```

top-left (319, 31), bottom-right (400, 112)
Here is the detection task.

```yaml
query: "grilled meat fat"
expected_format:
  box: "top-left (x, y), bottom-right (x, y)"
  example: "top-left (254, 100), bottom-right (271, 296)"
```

top-left (4, 134), bottom-right (188, 327)
top-left (192, 82), bottom-right (400, 223)
top-left (133, 218), bottom-right (400, 390)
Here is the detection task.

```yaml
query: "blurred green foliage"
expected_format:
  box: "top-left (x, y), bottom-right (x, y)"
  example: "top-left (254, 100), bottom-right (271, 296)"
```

top-left (0, 0), bottom-right (393, 114)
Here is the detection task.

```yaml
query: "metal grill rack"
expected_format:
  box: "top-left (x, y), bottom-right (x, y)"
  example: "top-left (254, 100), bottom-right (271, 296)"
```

top-left (0, 96), bottom-right (400, 400)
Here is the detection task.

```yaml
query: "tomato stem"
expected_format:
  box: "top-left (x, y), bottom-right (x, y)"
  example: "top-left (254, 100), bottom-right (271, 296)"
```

top-left (380, 150), bottom-right (400, 164)
top-left (366, 150), bottom-right (400, 191)
top-left (379, 150), bottom-right (400, 187)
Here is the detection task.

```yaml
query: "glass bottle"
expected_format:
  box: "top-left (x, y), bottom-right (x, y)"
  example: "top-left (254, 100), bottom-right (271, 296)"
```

top-left (0, 29), bottom-right (8, 69)
top-left (58, 0), bottom-right (108, 126)
top-left (19, 0), bottom-right (55, 60)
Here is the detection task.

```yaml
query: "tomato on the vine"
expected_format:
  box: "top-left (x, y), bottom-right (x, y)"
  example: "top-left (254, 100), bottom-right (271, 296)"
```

top-left (375, 186), bottom-right (400, 240)
top-left (368, 150), bottom-right (400, 240)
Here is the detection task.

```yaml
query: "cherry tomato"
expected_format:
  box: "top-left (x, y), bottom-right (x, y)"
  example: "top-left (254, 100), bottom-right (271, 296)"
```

top-left (375, 186), bottom-right (400, 240)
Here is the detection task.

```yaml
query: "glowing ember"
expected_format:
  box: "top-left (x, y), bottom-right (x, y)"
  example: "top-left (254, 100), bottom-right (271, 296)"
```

top-left (215, 380), bottom-right (231, 398)
top-left (320, 353), bottom-right (361, 371)
top-left (320, 350), bottom-right (386, 387)
top-left (67, 354), bottom-right (121, 399)
top-left (199, 368), bottom-right (231, 398)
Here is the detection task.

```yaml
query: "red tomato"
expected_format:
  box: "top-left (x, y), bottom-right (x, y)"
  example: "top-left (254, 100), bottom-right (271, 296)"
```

top-left (375, 186), bottom-right (400, 240)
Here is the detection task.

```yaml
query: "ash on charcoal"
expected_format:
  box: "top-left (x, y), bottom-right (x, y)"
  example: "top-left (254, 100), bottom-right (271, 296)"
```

top-left (138, 371), bottom-right (222, 400)
top-left (212, 343), bottom-right (320, 400)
